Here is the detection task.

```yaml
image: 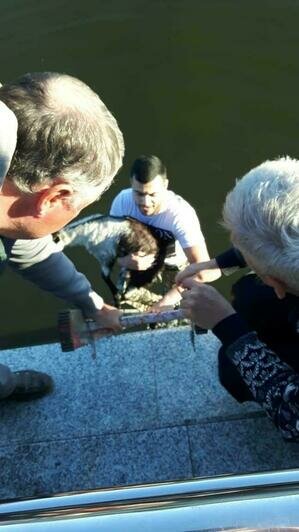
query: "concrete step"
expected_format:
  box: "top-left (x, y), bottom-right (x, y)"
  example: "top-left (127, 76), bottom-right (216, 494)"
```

top-left (1, 327), bottom-right (298, 500)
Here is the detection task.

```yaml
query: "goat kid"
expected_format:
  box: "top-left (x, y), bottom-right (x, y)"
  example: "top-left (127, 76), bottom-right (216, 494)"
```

top-left (56, 214), bottom-right (172, 307)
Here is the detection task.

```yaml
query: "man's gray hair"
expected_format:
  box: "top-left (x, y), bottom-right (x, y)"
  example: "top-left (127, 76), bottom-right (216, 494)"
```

top-left (0, 72), bottom-right (124, 202)
top-left (222, 157), bottom-right (299, 292)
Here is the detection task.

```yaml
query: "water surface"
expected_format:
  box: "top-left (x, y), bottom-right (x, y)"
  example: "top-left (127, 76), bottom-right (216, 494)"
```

top-left (1, 0), bottom-right (299, 346)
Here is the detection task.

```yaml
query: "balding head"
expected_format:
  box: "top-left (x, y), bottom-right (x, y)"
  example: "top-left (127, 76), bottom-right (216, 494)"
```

top-left (0, 72), bottom-right (124, 202)
top-left (44, 74), bottom-right (106, 116)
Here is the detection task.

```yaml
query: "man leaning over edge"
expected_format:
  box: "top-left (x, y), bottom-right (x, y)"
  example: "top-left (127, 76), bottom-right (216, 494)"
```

top-left (110, 154), bottom-right (216, 311)
top-left (0, 72), bottom-right (124, 401)
top-left (177, 157), bottom-right (299, 441)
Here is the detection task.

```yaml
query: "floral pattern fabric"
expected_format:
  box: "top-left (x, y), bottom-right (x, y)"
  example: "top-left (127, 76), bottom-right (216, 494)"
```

top-left (227, 332), bottom-right (299, 441)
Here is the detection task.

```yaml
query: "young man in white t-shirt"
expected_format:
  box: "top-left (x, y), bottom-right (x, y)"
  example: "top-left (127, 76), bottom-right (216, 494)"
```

top-left (110, 154), bottom-right (211, 310)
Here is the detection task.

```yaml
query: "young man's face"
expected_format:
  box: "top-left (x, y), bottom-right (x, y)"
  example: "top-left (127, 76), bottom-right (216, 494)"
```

top-left (131, 175), bottom-right (168, 216)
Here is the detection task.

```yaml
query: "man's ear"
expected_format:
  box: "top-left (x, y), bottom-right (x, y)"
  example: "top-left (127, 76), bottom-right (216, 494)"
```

top-left (262, 275), bottom-right (287, 299)
top-left (36, 184), bottom-right (73, 216)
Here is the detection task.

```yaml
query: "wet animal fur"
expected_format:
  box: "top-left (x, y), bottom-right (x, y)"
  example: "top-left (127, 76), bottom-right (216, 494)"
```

top-left (57, 214), bottom-right (169, 305)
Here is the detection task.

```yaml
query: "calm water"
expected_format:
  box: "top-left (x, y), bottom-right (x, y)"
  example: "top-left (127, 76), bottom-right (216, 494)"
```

top-left (1, 0), bottom-right (299, 347)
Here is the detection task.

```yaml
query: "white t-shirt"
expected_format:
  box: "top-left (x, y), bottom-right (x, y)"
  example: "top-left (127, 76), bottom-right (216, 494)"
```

top-left (110, 189), bottom-right (207, 264)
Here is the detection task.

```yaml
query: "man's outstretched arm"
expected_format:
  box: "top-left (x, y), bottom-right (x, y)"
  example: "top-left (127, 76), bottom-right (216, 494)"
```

top-left (7, 236), bottom-right (122, 330)
top-left (176, 247), bottom-right (247, 286)
top-left (180, 278), bottom-right (299, 441)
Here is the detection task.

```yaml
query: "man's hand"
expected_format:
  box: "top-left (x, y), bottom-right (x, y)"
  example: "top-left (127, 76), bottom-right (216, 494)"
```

top-left (148, 301), bottom-right (175, 313)
top-left (117, 252), bottom-right (156, 271)
top-left (92, 303), bottom-right (123, 336)
top-left (148, 285), bottom-right (182, 313)
top-left (180, 278), bottom-right (235, 329)
top-left (175, 258), bottom-right (222, 285)
top-left (0, 101), bottom-right (18, 182)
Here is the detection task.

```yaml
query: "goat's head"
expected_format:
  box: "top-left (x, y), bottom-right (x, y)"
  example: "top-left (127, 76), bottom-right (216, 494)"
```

top-left (115, 218), bottom-right (172, 290)
top-left (117, 218), bottom-right (159, 259)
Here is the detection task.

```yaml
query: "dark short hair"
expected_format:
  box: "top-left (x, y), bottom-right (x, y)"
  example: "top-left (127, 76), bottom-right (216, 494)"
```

top-left (0, 72), bottom-right (124, 195)
top-left (130, 155), bottom-right (167, 183)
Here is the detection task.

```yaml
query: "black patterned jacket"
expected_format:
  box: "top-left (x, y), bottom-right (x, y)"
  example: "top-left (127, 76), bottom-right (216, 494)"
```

top-left (213, 314), bottom-right (299, 441)
top-left (213, 248), bottom-right (299, 441)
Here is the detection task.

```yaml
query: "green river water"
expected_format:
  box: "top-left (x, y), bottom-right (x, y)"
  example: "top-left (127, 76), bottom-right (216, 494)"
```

top-left (1, 0), bottom-right (299, 347)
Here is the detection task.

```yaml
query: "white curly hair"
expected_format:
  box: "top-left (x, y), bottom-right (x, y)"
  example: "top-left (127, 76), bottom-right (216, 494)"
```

top-left (222, 156), bottom-right (299, 293)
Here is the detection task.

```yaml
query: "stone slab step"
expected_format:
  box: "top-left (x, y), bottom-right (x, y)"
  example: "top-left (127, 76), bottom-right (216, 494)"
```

top-left (1, 327), bottom-right (298, 499)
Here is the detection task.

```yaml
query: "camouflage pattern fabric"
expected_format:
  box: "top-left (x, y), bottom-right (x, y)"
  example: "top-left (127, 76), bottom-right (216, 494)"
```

top-left (118, 263), bottom-right (189, 328)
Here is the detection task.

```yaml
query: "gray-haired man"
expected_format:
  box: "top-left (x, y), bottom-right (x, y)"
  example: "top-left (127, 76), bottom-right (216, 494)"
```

top-left (0, 72), bottom-right (124, 401)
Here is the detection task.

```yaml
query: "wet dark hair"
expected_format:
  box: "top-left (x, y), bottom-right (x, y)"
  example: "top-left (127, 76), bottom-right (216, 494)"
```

top-left (0, 72), bottom-right (124, 194)
top-left (118, 218), bottom-right (159, 257)
top-left (130, 155), bottom-right (167, 183)
top-left (117, 218), bottom-right (172, 288)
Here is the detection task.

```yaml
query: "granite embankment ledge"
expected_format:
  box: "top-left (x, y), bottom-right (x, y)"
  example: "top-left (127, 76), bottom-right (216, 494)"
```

top-left (1, 327), bottom-right (298, 500)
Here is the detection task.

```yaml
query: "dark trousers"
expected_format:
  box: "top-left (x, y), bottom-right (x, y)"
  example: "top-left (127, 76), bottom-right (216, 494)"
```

top-left (218, 273), bottom-right (299, 402)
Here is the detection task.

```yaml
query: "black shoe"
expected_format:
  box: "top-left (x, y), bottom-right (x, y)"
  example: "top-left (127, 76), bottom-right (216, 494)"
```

top-left (8, 370), bottom-right (54, 401)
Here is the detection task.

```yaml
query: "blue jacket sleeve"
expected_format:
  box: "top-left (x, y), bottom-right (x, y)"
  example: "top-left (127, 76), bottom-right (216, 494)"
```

top-left (7, 244), bottom-right (102, 316)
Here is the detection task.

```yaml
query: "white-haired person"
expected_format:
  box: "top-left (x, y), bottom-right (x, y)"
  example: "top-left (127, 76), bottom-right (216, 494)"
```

top-left (176, 157), bottom-right (299, 441)
top-left (0, 72), bottom-right (124, 401)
